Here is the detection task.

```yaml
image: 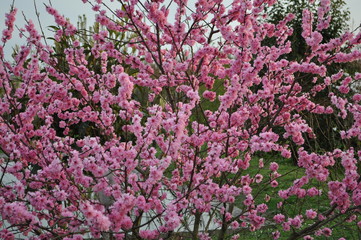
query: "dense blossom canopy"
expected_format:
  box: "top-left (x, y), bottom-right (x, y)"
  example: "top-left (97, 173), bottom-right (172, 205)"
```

top-left (0, 0), bottom-right (361, 239)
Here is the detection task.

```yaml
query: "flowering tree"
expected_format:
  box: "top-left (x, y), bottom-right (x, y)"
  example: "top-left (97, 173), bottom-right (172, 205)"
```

top-left (266, 0), bottom-right (357, 159)
top-left (1, 0), bottom-right (361, 239)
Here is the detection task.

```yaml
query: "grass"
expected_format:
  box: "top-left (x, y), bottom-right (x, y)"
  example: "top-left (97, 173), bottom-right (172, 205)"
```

top-left (222, 153), bottom-right (361, 240)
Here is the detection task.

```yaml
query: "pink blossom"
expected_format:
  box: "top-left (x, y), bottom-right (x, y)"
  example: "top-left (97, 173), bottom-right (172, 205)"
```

top-left (271, 180), bottom-right (279, 188)
top-left (139, 230), bottom-right (159, 239)
top-left (273, 214), bottom-right (285, 223)
top-left (231, 221), bottom-right (239, 229)
top-left (254, 174), bottom-right (263, 183)
top-left (305, 209), bottom-right (317, 219)
top-left (272, 231), bottom-right (280, 239)
top-left (303, 236), bottom-right (314, 240)
top-left (270, 162), bottom-right (279, 171)
top-left (322, 227), bottom-right (332, 237)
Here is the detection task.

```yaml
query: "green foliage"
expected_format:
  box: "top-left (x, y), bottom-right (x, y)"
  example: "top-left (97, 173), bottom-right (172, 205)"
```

top-left (264, 0), bottom-right (361, 159)
top-left (267, 0), bottom-right (350, 60)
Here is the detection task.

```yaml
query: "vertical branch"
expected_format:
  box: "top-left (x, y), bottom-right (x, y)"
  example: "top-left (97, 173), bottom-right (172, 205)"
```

top-left (192, 211), bottom-right (202, 240)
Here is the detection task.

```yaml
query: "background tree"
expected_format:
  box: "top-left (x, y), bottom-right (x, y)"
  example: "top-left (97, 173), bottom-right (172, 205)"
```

top-left (266, 0), bottom-right (361, 159)
top-left (267, 0), bottom-right (350, 60)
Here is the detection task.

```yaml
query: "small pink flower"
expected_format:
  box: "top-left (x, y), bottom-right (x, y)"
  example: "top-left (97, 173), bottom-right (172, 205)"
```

top-left (290, 215), bottom-right (303, 228)
top-left (203, 90), bottom-right (216, 102)
top-left (256, 203), bottom-right (268, 213)
top-left (259, 158), bottom-right (264, 168)
top-left (305, 209), bottom-right (317, 219)
top-left (231, 221), bottom-right (239, 229)
top-left (273, 214), bottom-right (285, 223)
top-left (322, 227), bottom-right (332, 237)
top-left (231, 234), bottom-right (240, 240)
top-left (59, 121), bottom-right (66, 128)
top-left (272, 231), bottom-right (280, 239)
top-left (271, 180), bottom-right (278, 187)
top-left (242, 185), bottom-right (252, 195)
top-left (270, 162), bottom-right (279, 171)
top-left (282, 222), bottom-right (291, 231)
top-left (255, 174), bottom-right (263, 183)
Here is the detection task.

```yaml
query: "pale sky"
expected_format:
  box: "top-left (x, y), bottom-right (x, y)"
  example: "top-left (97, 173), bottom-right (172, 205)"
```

top-left (0, 0), bottom-right (360, 57)
top-left (346, 0), bottom-right (361, 29)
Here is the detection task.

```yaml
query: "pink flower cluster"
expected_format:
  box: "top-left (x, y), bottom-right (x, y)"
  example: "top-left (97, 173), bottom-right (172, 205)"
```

top-left (80, 201), bottom-right (111, 232)
top-left (1, 8), bottom-right (17, 43)
top-left (0, 0), bottom-right (360, 239)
